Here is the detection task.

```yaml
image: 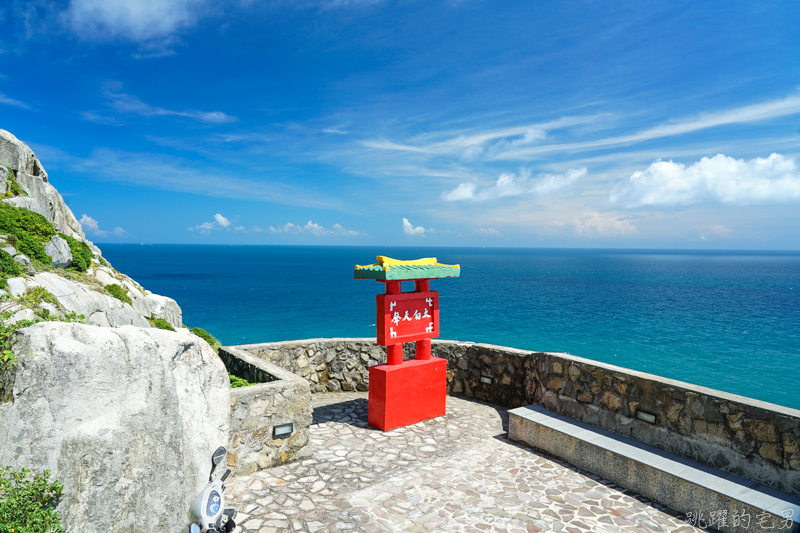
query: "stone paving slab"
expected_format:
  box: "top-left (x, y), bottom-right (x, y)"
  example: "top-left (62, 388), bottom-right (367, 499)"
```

top-left (227, 392), bottom-right (707, 533)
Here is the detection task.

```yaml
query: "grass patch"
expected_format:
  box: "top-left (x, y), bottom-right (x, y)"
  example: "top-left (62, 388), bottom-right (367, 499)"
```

top-left (0, 466), bottom-right (65, 533)
top-left (190, 327), bottom-right (221, 352)
top-left (229, 373), bottom-right (253, 388)
top-left (149, 318), bottom-right (175, 331)
top-left (0, 202), bottom-right (54, 264)
top-left (0, 249), bottom-right (24, 279)
top-left (99, 256), bottom-right (109, 268)
top-left (61, 235), bottom-right (93, 273)
top-left (104, 283), bottom-right (131, 305)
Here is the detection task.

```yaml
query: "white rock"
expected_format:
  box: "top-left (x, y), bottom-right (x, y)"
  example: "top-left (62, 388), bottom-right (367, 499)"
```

top-left (6, 276), bottom-right (27, 297)
top-left (13, 253), bottom-right (35, 275)
top-left (0, 128), bottom-right (47, 178)
top-left (0, 322), bottom-right (230, 533)
top-left (144, 293), bottom-right (183, 328)
top-left (2, 244), bottom-right (16, 255)
top-left (7, 307), bottom-right (36, 325)
top-left (25, 272), bottom-right (151, 327)
top-left (44, 234), bottom-right (73, 268)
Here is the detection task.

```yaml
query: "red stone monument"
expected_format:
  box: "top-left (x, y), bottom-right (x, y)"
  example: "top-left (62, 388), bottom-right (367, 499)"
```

top-left (354, 257), bottom-right (460, 431)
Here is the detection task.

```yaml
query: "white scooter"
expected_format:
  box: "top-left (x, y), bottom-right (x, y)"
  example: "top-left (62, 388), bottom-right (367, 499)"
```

top-left (188, 446), bottom-right (237, 533)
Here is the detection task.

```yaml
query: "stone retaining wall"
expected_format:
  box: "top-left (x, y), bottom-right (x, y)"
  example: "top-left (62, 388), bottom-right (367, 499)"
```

top-left (527, 351), bottom-right (800, 496)
top-left (222, 338), bottom-right (800, 496)
top-left (220, 346), bottom-right (312, 475)
top-left (230, 338), bottom-right (528, 407)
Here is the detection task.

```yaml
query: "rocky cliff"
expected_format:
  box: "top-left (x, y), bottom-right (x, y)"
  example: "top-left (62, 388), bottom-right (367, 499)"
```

top-left (0, 128), bottom-right (181, 328)
top-left (0, 129), bottom-right (230, 532)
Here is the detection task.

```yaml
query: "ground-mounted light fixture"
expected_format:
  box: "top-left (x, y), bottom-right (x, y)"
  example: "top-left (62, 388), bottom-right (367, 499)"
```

top-left (480, 375), bottom-right (493, 385)
top-left (273, 423), bottom-right (294, 438)
top-left (636, 410), bottom-right (656, 424)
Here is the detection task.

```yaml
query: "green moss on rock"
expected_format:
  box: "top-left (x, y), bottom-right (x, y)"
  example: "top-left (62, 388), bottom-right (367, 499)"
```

top-left (150, 318), bottom-right (175, 331)
top-left (105, 283), bottom-right (132, 304)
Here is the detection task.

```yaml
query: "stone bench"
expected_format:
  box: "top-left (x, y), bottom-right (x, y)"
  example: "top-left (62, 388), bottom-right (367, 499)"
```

top-left (508, 403), bottom-right (800, 533)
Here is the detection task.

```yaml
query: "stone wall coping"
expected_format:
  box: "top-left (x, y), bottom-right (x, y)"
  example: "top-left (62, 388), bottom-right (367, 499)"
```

top-left (221, 345), bottom-right (308, 395)
top-left (537, 350), bottom-right (800, 419)
top-left (228, 337), bottom-right (799, 419)
top-left (229, 337), bottom-right (529, 355)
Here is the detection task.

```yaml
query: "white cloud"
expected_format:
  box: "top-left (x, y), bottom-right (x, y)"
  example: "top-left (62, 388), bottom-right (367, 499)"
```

top-left (442, 167), bottom-right (586, 202)
top-left (79, 214), bottom-right (109, 236)
top-left (214, 213), bottom-right (231, 228)
top-left (498, 93), bottom-right (800, 160)
top-left (402, 218), bottom-right (428, 236)
top-left (475, 227), bottom-right (500, 236)
top-left (550, 212), bottom-right (637, 237)
top-left (113, 227), bottom-right (126, 236)
top-left (609, 153), bottom-right (800, 208)
top-left (0, 92), bottom-right (30, 109)
top-left (363, 92), bottom-right (800, 164)
top-left (255, 221), bottom-right (361, 237)
top-left (362, 115), bottom-right (596, 160)
top-left (87, 82), bottom-right (236, 124)
top-left (189, 213), bottom-right (234, 234)
top-left (64, 0), bottom-right (205, 43)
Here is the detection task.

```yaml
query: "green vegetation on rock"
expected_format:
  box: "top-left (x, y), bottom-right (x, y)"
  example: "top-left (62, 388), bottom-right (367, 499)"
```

top-left (0, 202), bottom-right (55, 264)
top-left (104, 283), bottom-right (131, 304)
top-left (150, 318), bottom-right (175, 331)
top-left (99, 256), bottom-right (109, 268)
top-left (0, 465), bottom-right (65, 533)
top-left (190, 327), bottom-right (221, 352)
top-left (61, 235), bottom-right (92, 272)
top-left (229, 373), bottom-right (252, 388)
top-left (0, 249), bottom-right (24, 279)
top-left (1, 165), bottom-right (27, 200)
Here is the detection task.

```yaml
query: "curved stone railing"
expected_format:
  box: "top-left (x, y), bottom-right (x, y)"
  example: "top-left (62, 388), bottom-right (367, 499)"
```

top-left (220, 338), bottom-right (800, 497)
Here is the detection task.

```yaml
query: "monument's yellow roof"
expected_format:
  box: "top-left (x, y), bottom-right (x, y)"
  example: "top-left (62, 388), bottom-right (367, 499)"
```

top-left (354, 256), bottom-right (461, 280)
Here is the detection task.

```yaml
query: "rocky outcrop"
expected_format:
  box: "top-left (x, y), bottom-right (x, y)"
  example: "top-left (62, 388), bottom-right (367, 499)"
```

top-left (44, 235), bottom-right (73, 268)
top-left (1, 129), bottom-right (85, 243)
top-left (0, 129), bottom-right (48, 179)
top-left (0, 128), bottom-right (212, 532)
top-left (5, 273), bottom-right (151, 327)
top-left (0, 128), bottom-right (182, 327)
top-left (0, 323), bottom-right (230, 533)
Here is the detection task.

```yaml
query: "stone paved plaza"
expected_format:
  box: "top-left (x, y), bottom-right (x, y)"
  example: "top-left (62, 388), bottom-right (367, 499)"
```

top-left (227, 392), bottom-right (705, 533)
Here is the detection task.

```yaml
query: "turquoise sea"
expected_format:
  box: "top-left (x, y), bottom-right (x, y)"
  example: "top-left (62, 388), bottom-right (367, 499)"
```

top-left (99, 245), bottom-right (800, 410)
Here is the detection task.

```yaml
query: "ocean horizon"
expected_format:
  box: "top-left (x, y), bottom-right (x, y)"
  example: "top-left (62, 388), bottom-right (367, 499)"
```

top-left (100, 244), bottom-right (800, 410)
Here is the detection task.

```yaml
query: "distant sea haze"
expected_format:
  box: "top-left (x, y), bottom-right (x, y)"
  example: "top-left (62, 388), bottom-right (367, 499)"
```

top-left (101, 245), bottom-right (800, 410)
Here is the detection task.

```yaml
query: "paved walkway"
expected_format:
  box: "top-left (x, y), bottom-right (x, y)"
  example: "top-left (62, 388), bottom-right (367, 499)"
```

top-left (227, 392), bottom-right (704, 533)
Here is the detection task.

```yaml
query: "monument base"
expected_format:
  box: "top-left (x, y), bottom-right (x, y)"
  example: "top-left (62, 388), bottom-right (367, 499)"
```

top-left (368, 357), bottom-right (447, 431)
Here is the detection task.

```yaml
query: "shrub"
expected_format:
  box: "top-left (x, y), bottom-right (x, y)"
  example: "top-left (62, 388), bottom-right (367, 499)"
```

top-left (61, 235), bottom-right (93, 272)
top-left (0, 202), bottom-right (54, 243)
top-left (105, 283), bottom-right (131, 305)
top-left (229, 373), bottom-right (252, 388)
top-left (13, 232), bottom-right (49, 264)
top-left (17, 287), bottom-right (60, 310)
top-left (0, 249), bottom-right (24, 278)
top-left (150, 318), bottom-right (175, 331)
top-left (190, 327), bottom-right (220, 352)
top-left (99, 256), bottom-right (109, 268)
top-left (0, 466), bottom-right (65, 533)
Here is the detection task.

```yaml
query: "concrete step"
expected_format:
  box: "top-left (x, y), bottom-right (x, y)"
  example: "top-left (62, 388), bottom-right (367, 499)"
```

top-left (508, 403), bottom-right (800, 533)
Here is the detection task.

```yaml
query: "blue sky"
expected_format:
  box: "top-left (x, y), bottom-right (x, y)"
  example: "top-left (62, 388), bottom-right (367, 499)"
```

top-left (2, 0), bottom-right (799, 249)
